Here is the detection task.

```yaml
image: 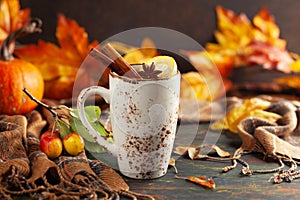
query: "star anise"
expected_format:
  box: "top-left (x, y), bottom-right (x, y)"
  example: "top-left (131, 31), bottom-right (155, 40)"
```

top-left (138, 62), bottom-right (162, 79)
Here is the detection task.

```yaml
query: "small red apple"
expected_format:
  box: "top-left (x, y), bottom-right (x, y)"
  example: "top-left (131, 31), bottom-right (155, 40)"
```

top-left (63, 132), bottom-right (85, 156)
top-left (40, 130), bottom-right (63, 159)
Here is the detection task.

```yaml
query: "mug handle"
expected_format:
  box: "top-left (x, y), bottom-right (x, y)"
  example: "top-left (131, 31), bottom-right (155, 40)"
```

top-left (77, 86), bottom-right (118, 156)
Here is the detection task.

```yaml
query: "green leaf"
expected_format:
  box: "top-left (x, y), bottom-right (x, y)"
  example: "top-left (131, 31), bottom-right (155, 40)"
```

top-left (84, 140), bottom-right (107, 153)
top-left (69, 117), bottom-right (96, 142)
top-left (91, 121), bottom-right (109, 137)
top-left (71, 106), bottom-right (101, 123)
top-left (58, 121), bottom-right (71, 140)
top-left (69, 117), bottom-right (109, 142)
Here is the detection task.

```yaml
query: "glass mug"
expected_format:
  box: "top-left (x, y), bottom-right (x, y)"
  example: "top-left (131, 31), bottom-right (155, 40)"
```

top-left (77, 71), bottom-right (180, 179)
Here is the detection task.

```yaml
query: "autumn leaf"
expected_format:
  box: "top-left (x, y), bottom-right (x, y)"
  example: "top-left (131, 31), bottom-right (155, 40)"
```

top-left (169, 157), bottom-right (178, 174)
top-left (188, 6), bottom-right (294, 76)
top-left (174, 144), bottom-right (230, 159)
top-left (175, 175), bottom-right (216, 189)
top-left (252, 7), bottom-right (286, 49)
top-left (289, 53), bottom-right (300, 73)
top-left (211, 97), bottom-right (281, 133)
top-left (0, 0), bottom-right (30, 43)
top-left (242, 40), bottom-right (293, 73)
top-left (15, 14), bottom-right (99, 99)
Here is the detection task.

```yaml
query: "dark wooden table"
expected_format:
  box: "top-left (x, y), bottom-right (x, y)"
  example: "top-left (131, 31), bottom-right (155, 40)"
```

top-left (93, 122), bottom-right (300, 200)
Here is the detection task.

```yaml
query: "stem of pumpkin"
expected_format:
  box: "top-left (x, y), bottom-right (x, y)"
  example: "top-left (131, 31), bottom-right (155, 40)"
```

top-left (0, 18), bottom-right (42, 61)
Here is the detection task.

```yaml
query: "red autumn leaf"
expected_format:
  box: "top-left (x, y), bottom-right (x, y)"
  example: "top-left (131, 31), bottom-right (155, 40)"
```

top-left (15, 14), bottom-right (99, 100)
top-left (243, 40), bottom-right (293, 73)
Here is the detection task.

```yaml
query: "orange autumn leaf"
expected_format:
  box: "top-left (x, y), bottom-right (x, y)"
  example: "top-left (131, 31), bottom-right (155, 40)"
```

top-left (0, 0), bottom-right (30, 43)
top-left (186, 176), bottom-right (216, 189)
top-left (15, 14), bottom-right (98, 99)
top-left (56, 14), bottom-right (95, 60)
top-left (175, 175), bottom-right (216, 189)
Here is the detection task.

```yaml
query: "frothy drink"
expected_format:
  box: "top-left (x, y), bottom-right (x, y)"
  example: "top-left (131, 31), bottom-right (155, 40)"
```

top-left (77, 45), bottom-right (180, 179)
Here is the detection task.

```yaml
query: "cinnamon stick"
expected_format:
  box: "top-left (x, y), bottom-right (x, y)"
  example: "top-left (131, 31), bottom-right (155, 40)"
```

top-left (90, 47), bottom-right (115, 65)
top-left (102, 43), bottom-right (142, 79)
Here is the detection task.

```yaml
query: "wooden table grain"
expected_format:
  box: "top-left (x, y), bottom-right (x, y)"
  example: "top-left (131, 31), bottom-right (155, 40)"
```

top-left (94, 123), bottom-right (300, 200)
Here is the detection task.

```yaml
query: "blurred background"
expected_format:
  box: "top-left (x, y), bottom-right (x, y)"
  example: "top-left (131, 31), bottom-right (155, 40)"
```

top-left (20, 0), bottom-right (300, 53)
top-left (16, 0), bottom-right (300, 101)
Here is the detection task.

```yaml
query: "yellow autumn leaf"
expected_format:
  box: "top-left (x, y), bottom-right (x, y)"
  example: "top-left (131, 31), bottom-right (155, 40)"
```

top-left (290, 59), bottom-right (300, 73)
top-left (211, 98), bottom-right (281, 133)
top-left (192, 6), bottom-right (292, 75)
top-left (252, 7), bottom-right (286, 49)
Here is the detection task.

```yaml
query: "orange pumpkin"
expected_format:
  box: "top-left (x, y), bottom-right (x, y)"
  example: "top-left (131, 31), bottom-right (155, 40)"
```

top-left (0, 19), bottom-right (44, 115)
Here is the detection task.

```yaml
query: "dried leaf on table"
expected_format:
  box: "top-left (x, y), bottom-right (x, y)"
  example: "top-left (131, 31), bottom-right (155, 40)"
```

top-left (15, 14), bottom-right (99, 100)
top-left (175, 175), bottom-right (216, 189)
top-left (169, 157), bottom-right (178, 174)
top-left (0, 0), bottom-right (30, 43)
top-left (211, 97), bottom-right (281, 133)
top-left (173, 145), bottom-right (190, 155)
top-left (211, 145), bottom-right (231, 157)
top-left (174, 144), bottom-right (230, 159)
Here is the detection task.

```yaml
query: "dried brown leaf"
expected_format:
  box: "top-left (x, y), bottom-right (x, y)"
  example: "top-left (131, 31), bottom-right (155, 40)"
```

top-left (211, 145), bottom-right (231, 157)
top-left (173, 146), bottom-right (190, 155)
top-left (169, 157), bottom-right (178, 174)
top-left (188, 147), bottom-right (199, 160)
top-left (174, 144), bottom-right (230, 159)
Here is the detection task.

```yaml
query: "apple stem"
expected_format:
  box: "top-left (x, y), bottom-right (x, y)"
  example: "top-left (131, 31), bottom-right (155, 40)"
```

top-left (50, 118), bottom-right (58, 137)
top-left (23, 88), bottom-right (59, 118)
